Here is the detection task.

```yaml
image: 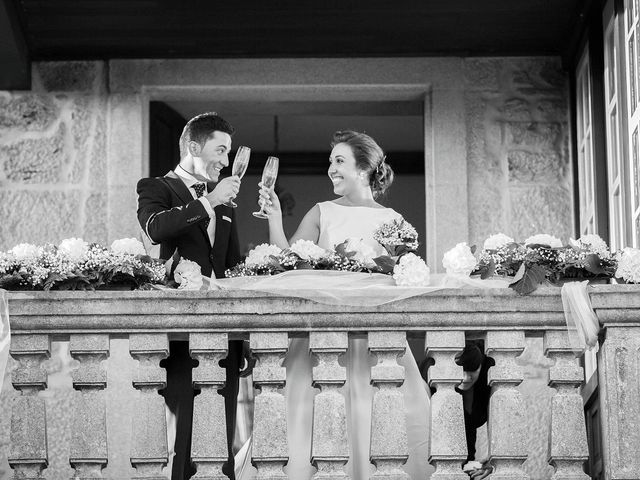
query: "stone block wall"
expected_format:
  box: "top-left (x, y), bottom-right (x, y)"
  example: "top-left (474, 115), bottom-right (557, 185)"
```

top-left (0, 61), bottom-right (108, 250)
top-left (465, 57), bottom-right (572, 245)
top-left (0, 57), bottom-right (572, 253)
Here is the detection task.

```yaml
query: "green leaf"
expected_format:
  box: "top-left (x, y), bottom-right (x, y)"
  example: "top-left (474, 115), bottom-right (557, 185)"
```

top-left (478, 260), bottom-right (496, 280)
top-left (583, 254), bottom-right (607, 275)
top-left (470, 244), bottom-right (477, 255)
top-left (509, 264), bottom-right (547, 295)
top-left (373, 255), bottom-right (397, 274)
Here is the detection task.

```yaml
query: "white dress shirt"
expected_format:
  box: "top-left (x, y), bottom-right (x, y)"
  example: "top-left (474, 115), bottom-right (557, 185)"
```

top-left (175, 166), bottom-right (216, 246)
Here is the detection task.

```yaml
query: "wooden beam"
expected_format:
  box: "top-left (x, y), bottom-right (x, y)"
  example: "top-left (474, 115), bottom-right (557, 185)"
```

top-left (0, 0), bottom-right (30, 90)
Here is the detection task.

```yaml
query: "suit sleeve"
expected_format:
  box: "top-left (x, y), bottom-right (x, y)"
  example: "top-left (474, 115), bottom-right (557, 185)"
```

top-left (136, 177), bottom-right (210, 244)
top-left (225, 207), bottom-right (242, 271)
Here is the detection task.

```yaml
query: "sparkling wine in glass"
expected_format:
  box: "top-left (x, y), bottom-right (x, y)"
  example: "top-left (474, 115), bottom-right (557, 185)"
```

top-left (225, 146), bottom-right (251, 207)
top-left (252, 156), bottom-right (279, 219)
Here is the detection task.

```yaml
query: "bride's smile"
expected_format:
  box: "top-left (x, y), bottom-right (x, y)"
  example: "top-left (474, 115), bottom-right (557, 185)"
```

top-left (328, 142), bottom-right (367, 196)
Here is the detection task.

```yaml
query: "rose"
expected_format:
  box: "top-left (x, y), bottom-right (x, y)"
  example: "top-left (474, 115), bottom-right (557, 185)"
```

top-left (174, 259), bottom-right (203, 290)
top-left (245, 243), bottom-right (282, 267)
top-left (343, 237), bottom-right (377, 268)
top-left (482, 233), bottom-right (514, 251)
top-left (442, 242), bottom-right (477, 277)
top-left (393, 253), bottom-right (430, 286)
top-left (9, 243), bottom-right (40, 261)
top-left (289, 239), bottom-right (328, 261)
top-left (616, 247), bottom-right (640, 283)
top-left (110, 238), bottom-right (146, 256)
top-left (523, 234), bottom-right (563, 248)
top-left (58, 238), bottom-right (89, 262)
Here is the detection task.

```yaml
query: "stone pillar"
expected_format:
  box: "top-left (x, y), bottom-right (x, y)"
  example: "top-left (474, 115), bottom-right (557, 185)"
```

top-left (250, 332), bottom-right (288, 479)
top-left (543, 331), bottom-right (589, 480)
top-left (189, 333), bottom-right (229, 479)
top-left (69, 334), bottom-right (110, 479)
top-left (486, 331), bottom-right (529, 480)
top-left (369, 331), bottom-right (409, 479)
top-left (129, 333), bottom-right (169, 479)
top-left (425, 331), bottom-right (467, 479)
top-left (8, 334), bottom-right (51, 479)
top-left (598, 326), bottom-right (640, 479)
top-left (309, 331), bottom-right (349, 479)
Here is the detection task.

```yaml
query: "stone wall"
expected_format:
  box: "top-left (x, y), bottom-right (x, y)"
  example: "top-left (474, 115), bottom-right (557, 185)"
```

top-left (0, 62), bottom-right (108, 250)
top-left (465, 58), bottom-right (572, 245)
top-left (0, 57), bottom-right (572, 257)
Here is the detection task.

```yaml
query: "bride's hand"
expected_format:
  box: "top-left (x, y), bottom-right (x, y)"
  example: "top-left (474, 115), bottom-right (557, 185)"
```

top-left (258, 182), bottom-right (282, 217)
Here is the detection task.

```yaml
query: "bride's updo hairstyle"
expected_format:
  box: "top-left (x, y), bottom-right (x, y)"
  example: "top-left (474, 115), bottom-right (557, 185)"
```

top-left (331, 130), bottom-right (394, 198)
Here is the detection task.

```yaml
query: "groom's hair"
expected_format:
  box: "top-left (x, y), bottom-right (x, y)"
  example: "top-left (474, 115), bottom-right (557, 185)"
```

top-left (179, 112), bottom-right (235, 158)
top-left (331, 130), bottom-right (394, 198)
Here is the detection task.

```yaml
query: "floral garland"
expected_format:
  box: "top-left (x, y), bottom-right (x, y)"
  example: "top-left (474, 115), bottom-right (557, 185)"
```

top-left (0, 238), bottom-right (166, 291)
top-left (225, 218), bottom-right (431, 286)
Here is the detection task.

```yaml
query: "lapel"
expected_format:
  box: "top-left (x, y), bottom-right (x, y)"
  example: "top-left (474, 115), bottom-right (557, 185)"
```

top-left (163, 171), bottom-right (211, 247)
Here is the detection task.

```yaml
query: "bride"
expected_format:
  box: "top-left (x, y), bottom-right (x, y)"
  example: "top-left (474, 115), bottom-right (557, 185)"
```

top-left (241, 130), bottom-right (432, 479)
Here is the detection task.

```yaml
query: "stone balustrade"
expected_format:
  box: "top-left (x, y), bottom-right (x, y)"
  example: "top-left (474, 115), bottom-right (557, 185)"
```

top-left (3, 284), bottom-right (640, 479)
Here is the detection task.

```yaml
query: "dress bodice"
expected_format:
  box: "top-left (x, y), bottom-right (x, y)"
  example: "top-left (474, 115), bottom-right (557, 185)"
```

top-left (316, 201), bottom-right (402, 257)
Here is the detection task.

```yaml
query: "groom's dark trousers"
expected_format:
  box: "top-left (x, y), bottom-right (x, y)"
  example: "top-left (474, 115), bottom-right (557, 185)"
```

top-left (137, 172), bottom-right (242, 479)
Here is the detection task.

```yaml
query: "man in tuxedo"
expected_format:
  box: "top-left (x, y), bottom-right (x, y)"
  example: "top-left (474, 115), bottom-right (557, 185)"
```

top-left (137, 112), bottom-right (243, 479)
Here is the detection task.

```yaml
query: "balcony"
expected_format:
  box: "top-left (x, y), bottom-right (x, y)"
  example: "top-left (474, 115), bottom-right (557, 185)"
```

top-left (2, 284), bottom-right (640, 479)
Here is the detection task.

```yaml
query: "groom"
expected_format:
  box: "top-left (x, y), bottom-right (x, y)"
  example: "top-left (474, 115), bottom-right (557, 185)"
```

top-left (137, 111), bottom-right (243, 479)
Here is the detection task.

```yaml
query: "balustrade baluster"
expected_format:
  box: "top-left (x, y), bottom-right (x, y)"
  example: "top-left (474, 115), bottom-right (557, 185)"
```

top-left (129, 333), bottom-right (169, 479)
top-left (250, 332), bottom-right (288, 479)
top-left (369, 331), bottom-right (409, 479)
top-left (69, 334), bottom-right (110, 478)
top-left (486, 331), bottom-right (529, 480)
top-left (309, 331), bottom-right (349, 479)
top-left (425, 331), bottom-right (467, 479)
top-left (543, 330), bottom-right (589, 479)
top-left (189, 332), bottom-right (229, 479)
top-left (8, 334), bottom-right (50, 479)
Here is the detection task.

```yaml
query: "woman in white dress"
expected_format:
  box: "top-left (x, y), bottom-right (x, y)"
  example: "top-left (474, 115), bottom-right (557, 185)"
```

top-left (250, 130), bottom-right (432, 480)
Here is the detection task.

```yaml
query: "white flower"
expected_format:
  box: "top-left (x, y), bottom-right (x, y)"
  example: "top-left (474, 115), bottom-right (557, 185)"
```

top-left (289, 239), bottom-right (328, 261)
top-left (571, 234), bottom-right (610, 258)
top-left (442, 242), bottom-right (477, 277)
top-left (174, 259), bottom-right (203, 290)
top-left (245, 243), bottom-right (282, 267)
top-left (9, 243), bottom-right (40, 261)
top-left (111, 238), bottom-right (146, 256)
top-left (524, 234), bottom-right (563, 248)
top-left (483, 233), bottom-right (514, 251)
top-left (343, 237), bottom-right (377, 268)
top-left (393, 253), bottom-right (430, 286)
top-left (58, 238), bottom-right (89, 262)
top-left (616, 247), bottom-right (640, 283)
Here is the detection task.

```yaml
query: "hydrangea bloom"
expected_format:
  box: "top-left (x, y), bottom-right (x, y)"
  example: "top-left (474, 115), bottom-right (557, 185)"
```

top-left (524, 234), bottom-right (563, 248)
top-left (343, 237), bottom-right (377, 268)
top-left (58, 237), bottom-right (89, 262)
top-left (482, 233), bottom-right (514, 251)
top-left (111, 238), bottom-right (146, 256)
top-left (616, 247), bottom-right (640, 283)
top-left (174, 259), bottom-right (203, 290)
top-left (442, 242), bottom-right (477, 277)
top-left (571, 234), bottom-right (610, 258)
top-left (245, 243), bottom-right (283, 267)
top-left (289, 239), bottom-right (328, 261)
top-left (393, 253), bottom-right (430, 286)
top-left (9, 243), bottom-right (40, 261)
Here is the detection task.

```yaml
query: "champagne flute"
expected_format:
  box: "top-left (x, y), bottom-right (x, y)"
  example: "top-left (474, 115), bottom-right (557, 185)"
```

top-left (252, 156), bottom-right (279, 219)
top-left (225, 146), bottom-right (251, 207)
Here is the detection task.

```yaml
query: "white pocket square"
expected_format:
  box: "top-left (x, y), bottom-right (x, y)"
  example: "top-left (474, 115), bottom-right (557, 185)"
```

top-left (222, 215), bottom-right (232, 223)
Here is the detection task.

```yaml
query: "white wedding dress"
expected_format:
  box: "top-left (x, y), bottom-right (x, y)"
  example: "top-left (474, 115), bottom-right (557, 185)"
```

top-left (235, 202), bottom-right (433, 480)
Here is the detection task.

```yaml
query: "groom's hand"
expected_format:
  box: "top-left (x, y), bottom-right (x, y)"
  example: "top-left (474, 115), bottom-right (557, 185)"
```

top-left (207, 176), bottom-right (240, 208)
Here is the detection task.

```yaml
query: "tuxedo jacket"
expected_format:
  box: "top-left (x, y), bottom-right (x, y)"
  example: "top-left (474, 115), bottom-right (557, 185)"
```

top-left (136, 171), bottom-right (241, 278)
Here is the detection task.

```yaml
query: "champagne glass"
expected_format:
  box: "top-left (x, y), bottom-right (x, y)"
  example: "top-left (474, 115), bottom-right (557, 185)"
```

top-left (225, 146), bottom-right (251, 207)
top-left (252, 156), bottom-right (279, 219)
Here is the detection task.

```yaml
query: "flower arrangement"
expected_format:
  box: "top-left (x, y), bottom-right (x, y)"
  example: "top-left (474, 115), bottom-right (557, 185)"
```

top-left (0, 238), bottom-right (166, 291)
top-left (226, 218), bottom-right (431, 286)
top-left (471, 233), bottom-right (621, 294)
